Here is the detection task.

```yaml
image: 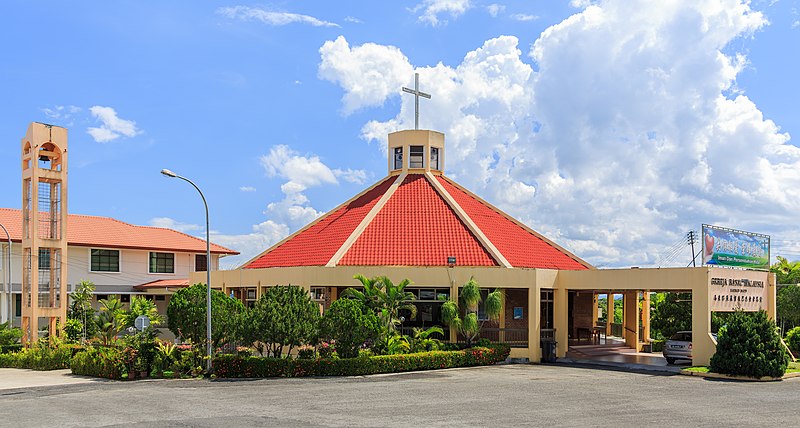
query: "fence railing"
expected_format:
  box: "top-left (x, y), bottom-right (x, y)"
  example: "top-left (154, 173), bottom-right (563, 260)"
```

top-left (457, 328), bottom-right (529, 348)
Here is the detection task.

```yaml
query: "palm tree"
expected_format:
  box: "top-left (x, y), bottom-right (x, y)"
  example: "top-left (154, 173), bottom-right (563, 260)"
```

top-left (441, 277), bottom-right (502, 346)
top-left (94, 296), bottom-right (124, 346)
top-left (375, 276), bottom-right (417, 334)
top-left (342, 274), bottom-right (385, 312)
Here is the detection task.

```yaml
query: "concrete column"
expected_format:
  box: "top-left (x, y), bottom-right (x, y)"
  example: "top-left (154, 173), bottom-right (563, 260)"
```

top-left (499, 289), bottom-right (506, 343)
top-left (591, 293), bottom-right (598, 327)
top-left (449, 278), bottom-right (458, 344)
top-left (606, 292), bottom-right (614, 337)
top-left (642, 291), bottom-right (651, 343)
top-left (691, 270), bottom-right (715, 366)
top-left (529, 287), bottom-right (541, 362)
top-left (767, 272), bottom-right (777, 321)
top-left (554, 288), bottom-right (569, 358)
top-left (623, 291), bottom-right (638, 349)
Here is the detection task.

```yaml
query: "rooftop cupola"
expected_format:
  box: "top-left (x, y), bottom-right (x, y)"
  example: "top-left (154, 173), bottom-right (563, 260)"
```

top-left (388, 129), bottom-right (444, 175)
top-left (388, 72), bottom-right (444, 175)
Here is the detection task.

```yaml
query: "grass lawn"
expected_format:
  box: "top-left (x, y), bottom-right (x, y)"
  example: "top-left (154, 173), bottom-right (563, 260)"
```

top-left (686, 361), bottom-right (800, 375)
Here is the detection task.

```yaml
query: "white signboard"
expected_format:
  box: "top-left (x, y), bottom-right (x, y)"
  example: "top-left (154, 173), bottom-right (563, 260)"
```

top-left (708, 267), bottom-right (769, 312)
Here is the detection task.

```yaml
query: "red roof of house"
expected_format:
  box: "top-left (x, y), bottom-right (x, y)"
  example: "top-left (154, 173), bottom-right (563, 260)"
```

top-left (0, 208), bottom-right (238, 255)
top-left (244, 173), bottom-right (590, 270)
top-left (133, 279), bottom-right (190, 290)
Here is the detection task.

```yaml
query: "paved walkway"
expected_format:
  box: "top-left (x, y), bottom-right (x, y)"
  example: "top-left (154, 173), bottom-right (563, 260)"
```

top-left (563, 342), bottom-right (687, 373)
top-left (0, 368), bottom-right (106, 391)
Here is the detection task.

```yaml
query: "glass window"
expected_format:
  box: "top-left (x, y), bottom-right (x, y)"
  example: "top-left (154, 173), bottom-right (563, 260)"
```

top-left (393, 147), bottom-right (403, 170)
top-left (38, 248), bottom-right (50, 270)
top-left (91, 249), bottom-right (120, 272)
top-left (431, 147), bottom-right (440, 170)
top-left (195, 254), bottom-right (207, 272)
top-left (409, 146), bottom-right (424, 168)
top-left (311, 287), bottom-right (325, 301)
top-left (15, 294), bottom-right (21, 317)
top-left (149, 252), bottom-right (175, 274)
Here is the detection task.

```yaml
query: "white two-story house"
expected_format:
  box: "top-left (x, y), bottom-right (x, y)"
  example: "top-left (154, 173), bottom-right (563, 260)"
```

top-left (0, 207), bottom-right (238, 326)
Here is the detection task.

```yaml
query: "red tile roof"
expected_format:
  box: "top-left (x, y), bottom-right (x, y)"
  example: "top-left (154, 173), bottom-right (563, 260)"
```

top-left (243, 173), bottom-right (590, 270)
top-left (437, 176), bottom-right (589, 270)
top-left (340, 175), bottom-right (497, 266)
top-left (243, 177), bottom-right (395, 268)
top-left (0, 208), bottom-right (238, 255)
top-left (133, 279), bottom-right (190, 290)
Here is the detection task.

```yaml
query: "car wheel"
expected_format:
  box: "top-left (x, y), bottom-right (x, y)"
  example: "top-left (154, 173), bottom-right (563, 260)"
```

top-left (666, 357), bottom-right (676, 365)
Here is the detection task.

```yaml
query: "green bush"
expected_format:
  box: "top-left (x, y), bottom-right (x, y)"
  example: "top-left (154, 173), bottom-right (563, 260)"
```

top-left (70, 346), bottom-right (134, 379)
top-left (0, 345), bottom-right (79, 370)
top-left (710, 310), bottom-right (788, 378)
top-left (786, 326), bottom-right (800, 356)
top-left (213, 345), bottom-right (510, 378)
top-left (0, 322), bottom-right (23, 347)
top-left (321, 299), bottom-right (380, 359)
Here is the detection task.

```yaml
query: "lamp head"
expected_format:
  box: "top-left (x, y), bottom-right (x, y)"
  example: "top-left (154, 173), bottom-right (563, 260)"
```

top-left (161, 169), bottom-right (177, 178)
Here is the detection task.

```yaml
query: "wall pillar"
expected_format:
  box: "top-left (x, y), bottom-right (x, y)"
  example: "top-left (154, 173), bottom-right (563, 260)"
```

top-left (554, 288), bottom-right (569, 358)
top-left (449, 278), bottom-right (458, 344)
top-left (606, 292), bottom-right (614, 337)
top-left (642, 291), bottom-right (651, 344)
top-left (623, 291), bottom-right (638, 349)
top-left (691, 271), bottom-right (714, 366)
top-left (529, 286), bottom-right (541, 362)
top-left (499, 289), bottom-right (506, 343)
top-left (766, 272), bottom-right (777, 321)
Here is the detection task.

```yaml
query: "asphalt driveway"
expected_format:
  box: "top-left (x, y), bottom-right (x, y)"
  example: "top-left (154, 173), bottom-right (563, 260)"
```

top-left (0, 364), bottom-right (797, 427)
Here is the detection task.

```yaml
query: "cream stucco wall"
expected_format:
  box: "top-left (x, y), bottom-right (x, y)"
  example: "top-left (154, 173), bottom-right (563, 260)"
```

top-left (198, 264), bottom-right (776, 365)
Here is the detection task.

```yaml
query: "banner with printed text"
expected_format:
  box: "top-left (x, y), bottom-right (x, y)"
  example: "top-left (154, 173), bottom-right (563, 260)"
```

top-left (701, 224), bottom-right (770, 270)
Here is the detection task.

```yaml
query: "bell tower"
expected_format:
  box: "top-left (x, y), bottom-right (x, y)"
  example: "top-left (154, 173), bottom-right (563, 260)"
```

top-left (21, 123), bottom-right (68, 344)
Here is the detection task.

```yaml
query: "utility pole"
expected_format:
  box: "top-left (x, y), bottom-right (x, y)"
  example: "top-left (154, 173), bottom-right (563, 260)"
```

top-left (687, 231), bottom-right (697, 267)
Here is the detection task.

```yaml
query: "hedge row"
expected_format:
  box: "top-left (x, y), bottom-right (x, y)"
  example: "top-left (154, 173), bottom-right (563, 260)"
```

top-left (70, 347), bottom-right (133, 380)
top-left (0, 345), bottom-right (78, 370)
top-left (213, 345), bottom-right (511, 378)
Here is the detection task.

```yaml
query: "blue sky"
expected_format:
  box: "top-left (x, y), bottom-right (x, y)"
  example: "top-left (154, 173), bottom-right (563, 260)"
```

top-left (1, 0), bottom-right (799, 268)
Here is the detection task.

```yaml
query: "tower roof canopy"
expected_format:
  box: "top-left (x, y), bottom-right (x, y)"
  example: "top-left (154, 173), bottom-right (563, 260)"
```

top-left (244, 163), bottom-right (590, 270)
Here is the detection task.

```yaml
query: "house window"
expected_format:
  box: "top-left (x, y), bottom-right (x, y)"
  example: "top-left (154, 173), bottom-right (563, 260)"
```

top-left (195, 254), bottom-right (207, 272)
top-left (311, 287), bottom-right (325, 301)
top-left (38, 248), bottom-right (50, 270)
top-left (431, 147), bottom-right (440, 170)
top-left (409, 146), bottom-right (424, 168)
top-left (393, 147), bottom-right (403, 170)
top-left (91, 249), bottom-right (120, 272)
top-left (15, 294), bottom-right (21, 317)
top-left (149, 252), bottom-right (174, 274)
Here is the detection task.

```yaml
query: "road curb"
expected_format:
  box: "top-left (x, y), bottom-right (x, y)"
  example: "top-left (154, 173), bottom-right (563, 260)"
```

top-left (679, 369), bottom-right (800, 382)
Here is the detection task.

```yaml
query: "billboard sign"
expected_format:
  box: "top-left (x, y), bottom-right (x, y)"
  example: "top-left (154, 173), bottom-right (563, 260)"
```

top-left (702, 224), bottom-right (770, 270)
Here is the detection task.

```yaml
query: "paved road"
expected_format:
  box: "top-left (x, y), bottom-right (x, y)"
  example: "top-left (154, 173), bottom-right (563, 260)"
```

top-left (0, 364), bottom-right (797, 427)
top-left (0, 368), bottom-right (105, 391)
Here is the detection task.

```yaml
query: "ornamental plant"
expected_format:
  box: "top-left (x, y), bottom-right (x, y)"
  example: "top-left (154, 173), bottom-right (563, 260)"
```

top-left (785, 326), bottom-right (800, 356)
top-left (167, 283), bottom-right (245, 350)
top-left (441, 277), bottom-right (502, 346)
top-left (321, 298), bottom-right (380, 358)
top-left (245, 285), bottom-right (321, 358)
top-left (710, 310), bottom-right (788, 378)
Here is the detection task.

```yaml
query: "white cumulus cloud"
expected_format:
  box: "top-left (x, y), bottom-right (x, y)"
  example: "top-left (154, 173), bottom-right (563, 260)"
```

top-left (149, 217), bottom-right (203, 233)
top-left (486, 4), bottom-right (505, 17)
top-left (217, 6), bottom-right (339, 27)
top-left (318, 0), bottom-right (799, 267)
top-left (86, 106), bottom-right (141, 143)
top-left (319, 36), bottom-right (414, 114)
top-left (412, 0), bottom-right (472, 26)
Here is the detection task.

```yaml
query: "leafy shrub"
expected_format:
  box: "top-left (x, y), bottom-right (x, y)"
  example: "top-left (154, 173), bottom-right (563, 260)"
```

top-left (243, 285), bottom-right (320, 358)
top-left (786, 326), bottom-right (800, 356)
top-left (297, 345), bottom-right (315, 359)
top-left (167, 283), bottom-right (245, 350)
top-left (71, 346), bottom-right (133, 379)
top-left (0, 345), bottom-right (79, 370)
top-left (710, 310), bottom-right (788, 378)
top-left (321, 299), bottom-right (380, 359)
top-left (0, 322), bottom-right (23, 347)
top-left (213, 345), bottom-right (510, 378)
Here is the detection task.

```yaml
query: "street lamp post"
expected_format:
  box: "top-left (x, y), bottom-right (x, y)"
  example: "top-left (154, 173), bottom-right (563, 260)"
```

top-left (0, 223), bottom-right (10, 327)
top-left (160, 169), bottom-right (212, 372)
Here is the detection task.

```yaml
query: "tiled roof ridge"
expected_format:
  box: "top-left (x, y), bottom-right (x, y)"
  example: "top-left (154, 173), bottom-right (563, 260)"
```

top-left (240, 176), bottom-right (396, 269)
top-left (436, 176), bottom-right (593, 270)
